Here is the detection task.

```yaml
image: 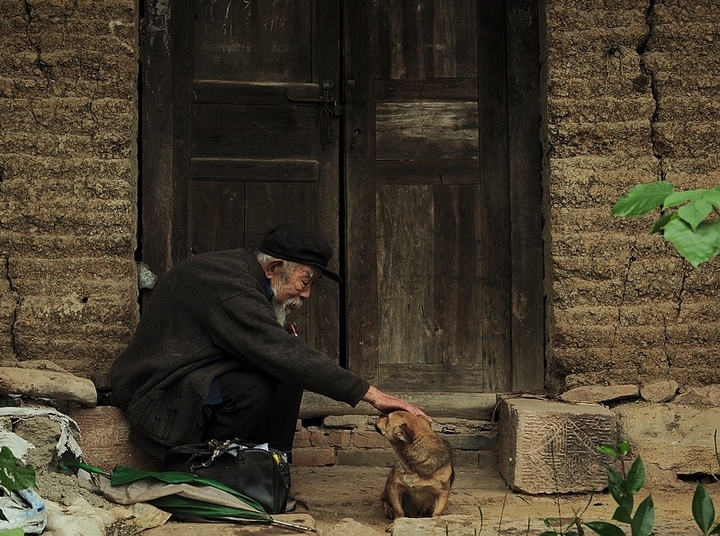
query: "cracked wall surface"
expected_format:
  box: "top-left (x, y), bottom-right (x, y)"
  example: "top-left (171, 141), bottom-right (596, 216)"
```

top-left (543, 0), bottom-right (720, 392)
top-left (0, 0), bottom-right (717, 390)
top-left (0, 0), bottom-right (140, 377)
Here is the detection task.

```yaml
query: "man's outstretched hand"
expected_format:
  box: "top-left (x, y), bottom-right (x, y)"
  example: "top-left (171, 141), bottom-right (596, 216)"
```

top-left (361, 385), bottom-right (431, 421)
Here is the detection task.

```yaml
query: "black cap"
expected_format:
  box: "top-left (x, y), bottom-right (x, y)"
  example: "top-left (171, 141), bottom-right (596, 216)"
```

top-left (259, 223), bottom-right (342, 284)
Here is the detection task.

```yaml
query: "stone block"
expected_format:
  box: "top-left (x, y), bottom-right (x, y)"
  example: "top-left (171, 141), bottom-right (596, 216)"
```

top-left (614, 401), bottom-right (720, 478)
top-left (70, 406), bottom-right (162, 473)
top-left (497, 398), bottom-right (615, 494)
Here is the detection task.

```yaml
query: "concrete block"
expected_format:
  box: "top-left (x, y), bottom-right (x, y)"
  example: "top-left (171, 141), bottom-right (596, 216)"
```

top-left (497, 398), bottom-right (615, 494)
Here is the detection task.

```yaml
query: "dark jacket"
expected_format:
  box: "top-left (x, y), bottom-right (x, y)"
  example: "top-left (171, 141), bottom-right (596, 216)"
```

top-left (110, 249), bottom-right (369, 458)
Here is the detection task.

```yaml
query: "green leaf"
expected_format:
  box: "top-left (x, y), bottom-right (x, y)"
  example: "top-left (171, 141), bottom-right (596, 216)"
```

top-left (664, 189), bottom-right (720, 230)
top-left (626, 457), bottom-right (646, 495)
top-left (630, 495), bottom-right (655, 536)
top-left (612, 505), bottom-right (633, 524)
top-left (710, 525), bottom-right (720, 534)
top-left (650, 211), bottom-right (677, 234)
top-left (584, 521), bottom-right (628, 536)
top-left (617, 441), bottom-right (631, 457)
top-left (0, 446), bottom-right (36, 492)
top-left (598, 444), bottom-right (621, 457)
top-left (607, 467), bottom-right (633, 514)
top-left (692, 483), bottom-right (716, 535)
top-left (0, 529), bottom-right (25, 536)
top-left (612, 181), bottom-right (674, 217)
top-left (664, 188), bottom-right (720, 210)
top-left (664, 219), bottom-right (720, 268)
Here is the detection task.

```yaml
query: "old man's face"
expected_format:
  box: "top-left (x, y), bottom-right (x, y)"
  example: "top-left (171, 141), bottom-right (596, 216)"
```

top-left (272, 264), bottom-right (319, 305)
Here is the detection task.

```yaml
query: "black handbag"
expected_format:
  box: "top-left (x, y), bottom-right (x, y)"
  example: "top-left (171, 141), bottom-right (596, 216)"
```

top-left (164, 439), bottom-right (291, 515)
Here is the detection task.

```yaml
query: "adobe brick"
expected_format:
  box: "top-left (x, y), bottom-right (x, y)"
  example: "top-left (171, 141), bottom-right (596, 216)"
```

top-left (302, 426), bottom-right (351, 449)
top-left (336, 449), bottom-right (395, 467)
top-left (352, 430), bottom-right (389, 449)
top-left (292, 448), bottom-right (336, 467)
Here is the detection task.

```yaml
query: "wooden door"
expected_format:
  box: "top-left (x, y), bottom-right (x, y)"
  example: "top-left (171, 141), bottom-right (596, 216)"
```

top-left (141, 0), bottom-right (343, 358)
top-left (141, 0), bottom-right (543, 396)
top-left (343, 0), bottom-right (543, 393)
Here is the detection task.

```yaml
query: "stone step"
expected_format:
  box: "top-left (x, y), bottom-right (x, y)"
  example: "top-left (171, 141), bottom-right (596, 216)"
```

top-left (69, 406), bottom-right (497, 471)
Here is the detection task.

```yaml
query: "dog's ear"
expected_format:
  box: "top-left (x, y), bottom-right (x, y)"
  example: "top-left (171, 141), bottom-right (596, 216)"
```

top-left (395, 422), bottom-right (414, 443)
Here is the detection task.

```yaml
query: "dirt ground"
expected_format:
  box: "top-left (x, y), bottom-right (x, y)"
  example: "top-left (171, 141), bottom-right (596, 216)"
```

top-left (290, 464), bottom-right (717, 535)
top-left (29, 459), bottom-right (720, 535)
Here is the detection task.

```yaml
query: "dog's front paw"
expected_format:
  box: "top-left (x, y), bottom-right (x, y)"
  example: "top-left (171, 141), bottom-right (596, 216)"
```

top-left (382, 500), bottom-right (394, 519)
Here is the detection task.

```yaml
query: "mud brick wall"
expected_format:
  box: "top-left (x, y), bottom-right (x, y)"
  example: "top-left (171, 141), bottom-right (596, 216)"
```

top-left (0, 0), bottom-right (139, 376)
top-left (543, 0), bottom-right (720, 393)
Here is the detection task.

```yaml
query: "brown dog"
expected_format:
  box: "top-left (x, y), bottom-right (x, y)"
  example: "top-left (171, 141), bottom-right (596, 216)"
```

top-left (375, 411), bottom-right (454, 523)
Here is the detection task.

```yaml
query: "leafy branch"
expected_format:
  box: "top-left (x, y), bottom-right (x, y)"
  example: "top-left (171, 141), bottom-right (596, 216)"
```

top-left (584, 441), bottom-right (655, 536)
top-left (612, 181), bottom-right (720, 268)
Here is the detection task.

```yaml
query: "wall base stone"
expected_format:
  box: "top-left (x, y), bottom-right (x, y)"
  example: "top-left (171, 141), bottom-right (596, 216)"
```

top-left (497, 398), bottom-right (616, 494)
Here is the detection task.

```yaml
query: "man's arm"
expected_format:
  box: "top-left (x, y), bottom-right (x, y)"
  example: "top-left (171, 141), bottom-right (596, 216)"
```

top-left (361, 385), bottom-right (431, 421)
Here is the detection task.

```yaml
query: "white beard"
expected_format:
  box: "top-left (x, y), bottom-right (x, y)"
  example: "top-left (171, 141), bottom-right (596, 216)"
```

top-left (271, 281), bottom-right (302, 327)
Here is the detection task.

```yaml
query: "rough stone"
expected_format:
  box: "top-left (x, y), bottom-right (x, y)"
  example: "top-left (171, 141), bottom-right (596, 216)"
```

top-left (322, 414), bottom-right (376, 430)
top-left (497, 398), bottom-right (616, 494)
top-left (675, 384), bottom-right (720, 407)
top-left (69, 405), bottom-right (162, 473)
top-left (614, 401), bottom-right (720, 480)
top-left (0, 367), bottom-right (97, 407)
top-left (560, 384), bottom-right (640, 403)
top-left (324, 518), bottom-right (385, 536)
top-left (641, 380), bottom-right (679, 403)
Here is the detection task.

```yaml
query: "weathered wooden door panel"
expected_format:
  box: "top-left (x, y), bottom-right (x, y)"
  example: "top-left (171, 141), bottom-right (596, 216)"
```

top-left (141, 0), bottom-right (543, 396)
top-left (143, 0), bottom-right (342, 356)
top-left (344, 0), bottom-right (542, 392)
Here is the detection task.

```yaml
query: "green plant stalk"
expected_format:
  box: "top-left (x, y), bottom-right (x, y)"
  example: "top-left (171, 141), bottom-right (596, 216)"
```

top-left (584, 443), bottom-right (655, 536)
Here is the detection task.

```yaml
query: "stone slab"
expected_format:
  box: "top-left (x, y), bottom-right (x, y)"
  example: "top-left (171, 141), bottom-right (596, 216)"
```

top-left (497, 398), bottom-right (616, 494)
top-left (69, 405), bottom-right (163, 472)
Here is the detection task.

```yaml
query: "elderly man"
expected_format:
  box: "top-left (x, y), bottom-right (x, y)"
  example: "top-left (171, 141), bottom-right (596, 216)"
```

top-left (110, 222), bottom-right (427, 461)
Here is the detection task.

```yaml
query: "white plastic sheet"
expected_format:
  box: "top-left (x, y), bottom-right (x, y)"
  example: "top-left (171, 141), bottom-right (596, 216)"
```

top-left (0, 486), bottom-right (47, 534)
